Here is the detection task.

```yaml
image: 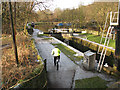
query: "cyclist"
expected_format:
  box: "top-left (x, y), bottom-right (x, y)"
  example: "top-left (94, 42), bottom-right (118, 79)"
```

top-left (51, 46), bottom-right (61, 66)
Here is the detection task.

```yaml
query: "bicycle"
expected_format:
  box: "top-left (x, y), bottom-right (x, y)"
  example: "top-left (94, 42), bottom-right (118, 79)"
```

top-left (55, 56), bottom-right (59, 71)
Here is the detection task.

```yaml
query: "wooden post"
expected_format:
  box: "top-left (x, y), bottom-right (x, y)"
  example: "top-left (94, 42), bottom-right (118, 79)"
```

top-left (14, 2), bottom-right (16, 33)
top-left (9, 1), bottom-right (19, 65)
top-left (115, 1), bottom-right (120, 71)
top-left (44, 59), bottom-right (47, 72)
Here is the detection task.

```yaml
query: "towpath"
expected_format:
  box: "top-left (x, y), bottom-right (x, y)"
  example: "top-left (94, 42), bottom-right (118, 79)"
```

top-left (33, 29), bottom-right (77, 88)
top-left (33, 29), bottom-right (117, 89)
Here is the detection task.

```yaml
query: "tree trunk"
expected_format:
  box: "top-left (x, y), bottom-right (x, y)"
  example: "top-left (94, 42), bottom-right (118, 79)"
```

top-left (9, 1), bottom-right (19, 65)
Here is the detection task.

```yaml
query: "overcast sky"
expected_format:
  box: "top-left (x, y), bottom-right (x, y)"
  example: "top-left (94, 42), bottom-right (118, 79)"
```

top-left (50, 0), bottom-right (94, 11)
top-left (34, 0), bottom-right (119, 12)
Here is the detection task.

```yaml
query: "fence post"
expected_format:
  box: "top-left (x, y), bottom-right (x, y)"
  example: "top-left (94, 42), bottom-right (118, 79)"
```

top-left (9, 1), bottom-right (19, 65)
top-left (44, 59), bottom-right (47, 72)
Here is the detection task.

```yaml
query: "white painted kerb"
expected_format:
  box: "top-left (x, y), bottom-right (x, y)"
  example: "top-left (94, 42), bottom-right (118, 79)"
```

top-left (51, 37), bottom-right (84, 56)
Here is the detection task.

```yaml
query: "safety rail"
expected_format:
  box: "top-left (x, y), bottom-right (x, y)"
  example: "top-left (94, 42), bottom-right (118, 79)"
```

top-left (110, 11), bottom-right (119, 26)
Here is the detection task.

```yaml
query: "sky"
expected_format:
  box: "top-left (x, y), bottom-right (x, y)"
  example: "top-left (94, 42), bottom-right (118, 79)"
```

top-left (34, 0), bottom-right (95, 12)
top-left (50, 0), bottom-right (94, 11)
top-left (34, 0), bottom-right (118, 12)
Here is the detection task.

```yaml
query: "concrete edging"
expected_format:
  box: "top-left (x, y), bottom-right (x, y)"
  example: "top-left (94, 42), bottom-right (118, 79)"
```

top-left (51, 37), bottom-right (84, 56)
top-left (76, 37), bottom-right (115, 51)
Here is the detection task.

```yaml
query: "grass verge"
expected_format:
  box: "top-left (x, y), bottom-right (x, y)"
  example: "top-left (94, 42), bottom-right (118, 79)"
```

top-left (52, 43), bottom-right (83, 64)
top-left (37, 34), bottom-right (45, 37)
top-left (37, 34), bottom-right (49, 37)
top-left (75, 76), bottom-right (108, 89)
top-left (79, 33), bottom-right (115, 48)
top-left (42, 38), bottom-right (53, 40)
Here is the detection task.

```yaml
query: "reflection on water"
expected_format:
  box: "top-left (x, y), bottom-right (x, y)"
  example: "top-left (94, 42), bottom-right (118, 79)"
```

top-left (34, 23), bottom-right (55, 32)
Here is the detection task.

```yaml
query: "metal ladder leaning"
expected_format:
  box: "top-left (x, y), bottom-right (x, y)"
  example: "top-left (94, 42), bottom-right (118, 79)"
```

top-left (97, 12), bottom-right (109, 54)
top-left (98, 12), bottom-right (118, 53)
top-left (97, 11), bottom-right (118, 72)
top-left (97, 26), bottom-right (114, 72)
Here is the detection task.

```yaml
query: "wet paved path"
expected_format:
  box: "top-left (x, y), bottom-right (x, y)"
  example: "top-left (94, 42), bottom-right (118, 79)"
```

top-left (33, 29), bottom-right (77, 88)
top-left (36, 40), bottom-right (76, 88)
top-left (33, 29), bottom-right (117, 88)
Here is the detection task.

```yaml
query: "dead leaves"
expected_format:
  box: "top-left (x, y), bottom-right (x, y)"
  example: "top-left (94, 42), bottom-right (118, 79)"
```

top-left (2, 34), bottom-right (40, 89)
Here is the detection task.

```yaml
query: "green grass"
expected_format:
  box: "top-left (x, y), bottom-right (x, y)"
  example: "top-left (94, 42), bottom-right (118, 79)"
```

top-left (37, 34), bottom-right (50, 37)
top-left (42, 38), bottom-right (53, 40)
top-left (75, 76), bottom-right (108, 89)
top-left (37, 34), bottom-right (48, 37)
top-left (37, 34), bottom-right (45, 37)
top-left (79, 33), bottom-right (115, 48)
top-left (52, 43), bottom-right (83, 64)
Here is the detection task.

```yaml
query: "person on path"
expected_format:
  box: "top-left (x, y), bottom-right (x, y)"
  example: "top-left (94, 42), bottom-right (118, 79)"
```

top-left (31, 22), bottom-right (35, 28)
top-left (51, 46), bottom-right (61, 66)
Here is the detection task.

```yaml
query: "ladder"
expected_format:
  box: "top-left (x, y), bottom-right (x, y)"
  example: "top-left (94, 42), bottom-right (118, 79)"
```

top-left (97, 12), bottom-right (109, 54)
top-left (97, 12), bottom-right (117, 54)
top-left (110, 12), bottom-right (119, 26)
top-left (97, 11), bottom-right (118, 72)
top-left (97, 26), bottom-right (114, 72)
